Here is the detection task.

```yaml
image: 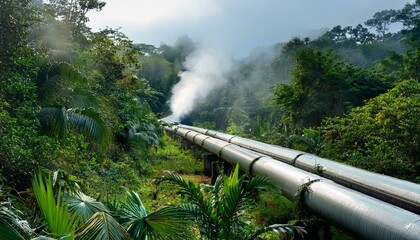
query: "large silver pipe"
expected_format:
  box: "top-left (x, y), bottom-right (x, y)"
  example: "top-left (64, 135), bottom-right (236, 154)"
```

top-left (163, 124), bottom-right (420, 240)
top-left (176, 124), bottom-right (420, 215)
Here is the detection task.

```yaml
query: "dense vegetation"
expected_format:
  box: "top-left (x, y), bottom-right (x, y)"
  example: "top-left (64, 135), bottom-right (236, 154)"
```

top-left (176, 1), bottom-right (419, 182)
top-left (0, 0), bottom-right (418, 239)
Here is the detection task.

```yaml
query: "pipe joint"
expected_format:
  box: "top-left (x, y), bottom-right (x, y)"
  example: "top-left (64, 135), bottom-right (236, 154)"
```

top-left (291, 153), bottom-right (305, 166)
top-left (249, 156), bottom-right (264, 176)
top-left (218, 143), bottom-right (232, 158)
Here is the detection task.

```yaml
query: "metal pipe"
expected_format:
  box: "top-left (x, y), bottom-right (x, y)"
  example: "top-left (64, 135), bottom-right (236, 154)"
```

top-left (163, 124), bottom-right (420, 240)
top-left (177, 124), bottom-right (420, 215)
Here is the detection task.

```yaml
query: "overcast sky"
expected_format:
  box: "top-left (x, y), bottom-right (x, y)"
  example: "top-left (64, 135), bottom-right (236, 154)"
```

top-left (87, 0), bottom-right (412, 58)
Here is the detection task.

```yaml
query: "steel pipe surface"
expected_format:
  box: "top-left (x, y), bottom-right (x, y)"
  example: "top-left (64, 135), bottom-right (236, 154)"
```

top-left (162, 124), bottom-right (420, 239)
top-left (177, 124), bottom-right (420, 215)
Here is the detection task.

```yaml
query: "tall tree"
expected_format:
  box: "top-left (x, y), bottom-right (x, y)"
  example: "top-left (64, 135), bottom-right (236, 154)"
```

top-left (365, 9), bottom-right (398, 38)
top-left (274, 47), bottom-right (389, 128)
top-left (44, 0), bottom-right (105, 41)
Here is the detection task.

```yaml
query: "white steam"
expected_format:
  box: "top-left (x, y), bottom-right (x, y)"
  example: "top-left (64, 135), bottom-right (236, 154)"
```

top-left (170, 47), bottom-right (231, 120)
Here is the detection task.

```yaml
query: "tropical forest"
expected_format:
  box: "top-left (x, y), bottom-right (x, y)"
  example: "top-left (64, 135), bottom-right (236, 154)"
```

top-left (0, 0), bottom-right (419, 239)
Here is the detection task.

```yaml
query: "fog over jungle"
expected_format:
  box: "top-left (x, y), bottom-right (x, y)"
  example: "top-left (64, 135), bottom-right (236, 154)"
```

top-left (88, 0), bottom-right (412, 58)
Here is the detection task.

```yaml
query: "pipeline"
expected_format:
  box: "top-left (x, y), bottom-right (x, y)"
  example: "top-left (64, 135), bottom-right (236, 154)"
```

top-left (160, 120), bottom-right (420, 240)
top-left (175, 124), bottom-right (420, 215)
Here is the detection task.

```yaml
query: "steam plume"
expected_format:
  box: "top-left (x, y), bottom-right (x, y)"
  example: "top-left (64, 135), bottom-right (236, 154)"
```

top-left (170, 46), bottom-right (231, 120)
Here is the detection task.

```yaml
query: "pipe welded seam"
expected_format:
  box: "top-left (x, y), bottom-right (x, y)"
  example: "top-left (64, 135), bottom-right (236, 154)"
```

top-left (200, 136), bottom-right (212, 146)
top-left (228, 136), bottom-right (236, 143)
top-left (218, 143), bottom-right (233, 158)
top-left (291, 153), bottom-right (305, 166)
top-left (192, 133), bottom-right (200, 143)
top-left (183, 130), bottom-right (192, 138)
top-left (249, 156), bottom-right (264, 176)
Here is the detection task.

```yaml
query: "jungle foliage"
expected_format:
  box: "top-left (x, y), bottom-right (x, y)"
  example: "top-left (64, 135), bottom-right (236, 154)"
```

top-left (0, 0), bottom-right (419, 239)
top-left (163, 1), bottom-right (419, 182)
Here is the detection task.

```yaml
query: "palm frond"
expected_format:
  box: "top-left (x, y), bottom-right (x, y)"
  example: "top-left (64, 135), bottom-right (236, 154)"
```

top-left (36, 62), bottom-right (88, 104)
top-left (0, 214), bottom-right (26, 240)
top-left (47, 62), bottom-right (87, 86)
top-left (32, 172), bottom-right (78, 240)
top-left (118, 190), bottom-right (191, 240)
top-left (67, 87), bottom-right (100, 109)
top-left (36, 64), bottom-right (63, 104)
top-left (179, 203), bottom-right (202, 220)
top-left (246, 223), bottom-right (307, 240)
top-left (39, 107), bottom-right (67, 138)
top-left (128, 122), bottom-right (159, 146)
top-left (140, 206), bottom-right (192, 240)
top-left (67, 108), bottom-right (110, 145)
top-left (67, 191), bottom-right (109, 224)
top-left (75, 212), bottom-right (129, 240)
top-left (219, 165), bottom-right (245, 234)
top-left (118, 190), bottom-right (148, 221)
top-left (0, 202), bottom-right (32, 240)
top-left (32, 236), bottom-right (59, 240)
top-left (243, 175), bottom-right (272, 194)
top-left (155, 172), bottom-right (211, 219)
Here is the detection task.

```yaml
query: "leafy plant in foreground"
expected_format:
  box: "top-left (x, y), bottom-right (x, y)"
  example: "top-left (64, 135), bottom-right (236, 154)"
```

top-left (114, 189), bottom-right (192, 240)
top-left (32, 172), bottom-right (78, 240)
top-left (156, 164), bottom-right (306, 240)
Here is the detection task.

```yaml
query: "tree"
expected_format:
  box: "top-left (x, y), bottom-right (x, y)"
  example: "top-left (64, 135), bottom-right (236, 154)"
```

top-left (321, 80), bottom-right (420, 182)
top-left (44, 0), bottom-right (105, 41)
top-left (323, 25), bottom-right (350, 44)
top-left (395, 0), bottom-right (420, 31)
top-left (349, 24), bottom-right (376, 45)
top-left (36, 62), bottom-right (110, 145)
top-left (156, 165), bottom-right (306, 240)
top-left (365, 9), bottom-right (398, 38)
top-left (0, 0), bottom-right (35, 71)
top-left (0, 0), bottom-right (43, 188)
top-left (274, 47), bottom-right (389, 129)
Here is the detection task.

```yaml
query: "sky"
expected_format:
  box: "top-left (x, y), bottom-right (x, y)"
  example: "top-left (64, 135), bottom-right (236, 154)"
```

top-left (87, 0), bottom-right (412, 58)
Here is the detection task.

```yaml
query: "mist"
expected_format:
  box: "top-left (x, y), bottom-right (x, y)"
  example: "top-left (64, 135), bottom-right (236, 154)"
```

top-left (169, 45), bottom-right (232, 120)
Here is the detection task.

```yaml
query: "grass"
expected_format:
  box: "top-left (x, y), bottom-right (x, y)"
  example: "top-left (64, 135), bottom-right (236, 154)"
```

top-left (147, 134), bottom-right (205, 175)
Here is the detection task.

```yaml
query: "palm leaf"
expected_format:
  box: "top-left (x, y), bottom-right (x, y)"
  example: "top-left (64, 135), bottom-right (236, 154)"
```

top-left (0, 218), bottom-right (26, 240)
top-left (32, 172), bottom-right (78, 240)
top-left (55, 63), bottom-right (87, 85)
top-left (139, 206), bottom-right (192, 240)
top-left (67, 191), bottom-right (109, 224)
top-left (67, 87), bottom-right (100, 109)
top-left (246, 223), bottom-right (307, 240)
top-left (128, 122), bottom-right (159, 146)
top-left (219, 164), bottom-right (245, 235)
top-left (118, 190), bottom-right (148, 221)
top-left (67, 108), bottom-right (110, 145)
top-left (155, 172), bottom-right (211, 219)
top-left (75, 212), bottom-right (129, 240)
top-left (32, 236), bottom-right (59, 240)
top-left (243, 175), bottom-right (272, 195)
top-left (118, 190), bottom-right (191, 240)
top-left (39, 107), bottom-right (67, 138)
top-left (0, 202), bottom-right (31, 240)
top-left (36, 62), bottom-right (88, 104)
